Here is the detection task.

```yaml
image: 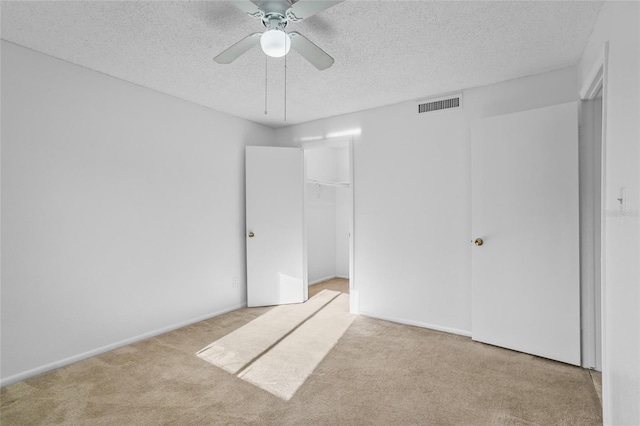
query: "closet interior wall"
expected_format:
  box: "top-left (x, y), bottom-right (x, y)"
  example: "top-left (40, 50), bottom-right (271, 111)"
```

top-left (305, 146), bottom-right (350, 285)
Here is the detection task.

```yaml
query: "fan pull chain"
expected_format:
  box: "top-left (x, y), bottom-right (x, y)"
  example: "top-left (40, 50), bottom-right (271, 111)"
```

top-left (284, 45), bottom-right (287, 122)
top-left (264, 56), bottom-right (268, 115)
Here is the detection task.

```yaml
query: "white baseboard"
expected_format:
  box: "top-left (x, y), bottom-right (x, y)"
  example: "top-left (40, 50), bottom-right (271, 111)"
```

top-left (308, 275), bottom-right (350, 286)
top-left (309, 275), bottom-right (337, 286)
top-left (358, 311), bottom-right (472, 338)
top-left (0, 303), bottom-right (246, 387)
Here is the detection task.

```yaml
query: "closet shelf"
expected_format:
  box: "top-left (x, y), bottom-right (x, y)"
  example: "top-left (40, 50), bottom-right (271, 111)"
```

top-left (307, 179), bottom-right (350, 188)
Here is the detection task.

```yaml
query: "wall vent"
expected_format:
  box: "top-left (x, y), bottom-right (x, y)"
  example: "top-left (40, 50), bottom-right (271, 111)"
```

top-left (418, 93), bottom-right (462, 114)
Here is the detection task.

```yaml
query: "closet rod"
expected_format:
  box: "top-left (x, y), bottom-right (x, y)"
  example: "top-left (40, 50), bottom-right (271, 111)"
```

top-left (307, 179), bottom-right (350, 188)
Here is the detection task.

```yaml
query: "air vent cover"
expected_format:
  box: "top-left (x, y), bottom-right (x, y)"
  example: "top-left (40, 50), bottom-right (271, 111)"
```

top-left (418, 93), bottom-right (462, 114)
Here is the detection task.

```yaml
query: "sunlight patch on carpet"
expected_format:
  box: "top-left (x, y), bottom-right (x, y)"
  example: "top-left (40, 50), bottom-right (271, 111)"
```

top-left (196, 289), bottom-right (340, 374)
top-left (196, 290), bottom-right (354, 400)
top-left (238, 293), bottom-right (354, 400)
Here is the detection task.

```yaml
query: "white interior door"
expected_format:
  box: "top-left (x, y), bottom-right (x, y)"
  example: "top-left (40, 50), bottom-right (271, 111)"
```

top-left (471, 102), bottom-right (580, 366)
top-left (246, 146), bottom-right (307, 307)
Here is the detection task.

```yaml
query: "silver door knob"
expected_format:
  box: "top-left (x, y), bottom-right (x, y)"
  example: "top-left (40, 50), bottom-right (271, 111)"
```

top-left (248, 232), bottom-right (255, 238)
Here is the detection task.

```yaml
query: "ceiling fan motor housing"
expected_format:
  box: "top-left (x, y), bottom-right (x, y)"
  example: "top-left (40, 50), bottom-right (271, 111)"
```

top-left (262, 13), bottom-right (288, 31)
top-left (257, 0), bottom-right (291, 16)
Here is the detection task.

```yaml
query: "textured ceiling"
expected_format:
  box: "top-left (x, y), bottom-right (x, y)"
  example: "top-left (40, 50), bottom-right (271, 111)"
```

top-left (1, 1), bottom-right (603, 128)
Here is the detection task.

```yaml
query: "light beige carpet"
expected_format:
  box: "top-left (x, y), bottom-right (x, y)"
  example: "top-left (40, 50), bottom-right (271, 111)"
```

top-left (1, 289), bottom-right (602, 425)
top-left (308, 277), bottom-right (350, 297)
top-left (196, 289), bottom-right (340, 374)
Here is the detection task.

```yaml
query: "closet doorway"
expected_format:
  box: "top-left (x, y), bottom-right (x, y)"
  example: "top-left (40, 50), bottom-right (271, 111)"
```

top-left (304, 138), bottom-right (355, 311)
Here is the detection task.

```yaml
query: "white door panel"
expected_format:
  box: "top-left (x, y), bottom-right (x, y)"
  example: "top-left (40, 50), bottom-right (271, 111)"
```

top-left (471, 102), bottom-right (580, 365)
top-left (246, 147), bottom-right (307, 307)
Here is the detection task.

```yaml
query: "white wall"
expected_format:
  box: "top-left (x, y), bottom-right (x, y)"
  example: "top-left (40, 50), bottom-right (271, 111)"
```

top-left (275, 66), bottom-right (579, 335)
top-left (579, 2), bottom-right (640, 424)
top-left (0, 41), bottom-right (274, 384)
top-left (305, 146), bottom-right (349, 184)
top-left (305, 146), bottom-right (350, 283)
top-left (306, 182), bottom-right (337, 283)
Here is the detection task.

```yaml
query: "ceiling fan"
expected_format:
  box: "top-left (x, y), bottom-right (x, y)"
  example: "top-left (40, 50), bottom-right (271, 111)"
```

top-left (214, 0), bottom-right (342, 70)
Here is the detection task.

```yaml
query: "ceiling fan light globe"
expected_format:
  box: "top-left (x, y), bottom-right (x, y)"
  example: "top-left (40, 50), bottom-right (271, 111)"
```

top-left (260, 29), bottom-right (291, 58)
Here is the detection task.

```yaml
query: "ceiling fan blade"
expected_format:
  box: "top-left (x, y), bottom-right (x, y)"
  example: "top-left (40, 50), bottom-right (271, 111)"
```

top-left (286, 0), bottom-right (343, 22)
top-left (214, 33), bottom-right (262, 64)
top-left (229, 0), bottom-right (263, 18)
top-left (289, 32), bottom-right (334, 70)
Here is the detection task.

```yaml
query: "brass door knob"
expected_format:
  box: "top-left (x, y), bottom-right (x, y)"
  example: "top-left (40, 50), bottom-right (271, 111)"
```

top-left (248, 232), bottom-right (255, 238)
top-left (474, 238), bottom-right (483, 246)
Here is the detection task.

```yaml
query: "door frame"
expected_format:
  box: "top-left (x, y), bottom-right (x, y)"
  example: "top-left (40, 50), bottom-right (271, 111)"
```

top-left (301, 136), bottom-right (357, 313)
top-left (579, 41), bottom-right (608, 409)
